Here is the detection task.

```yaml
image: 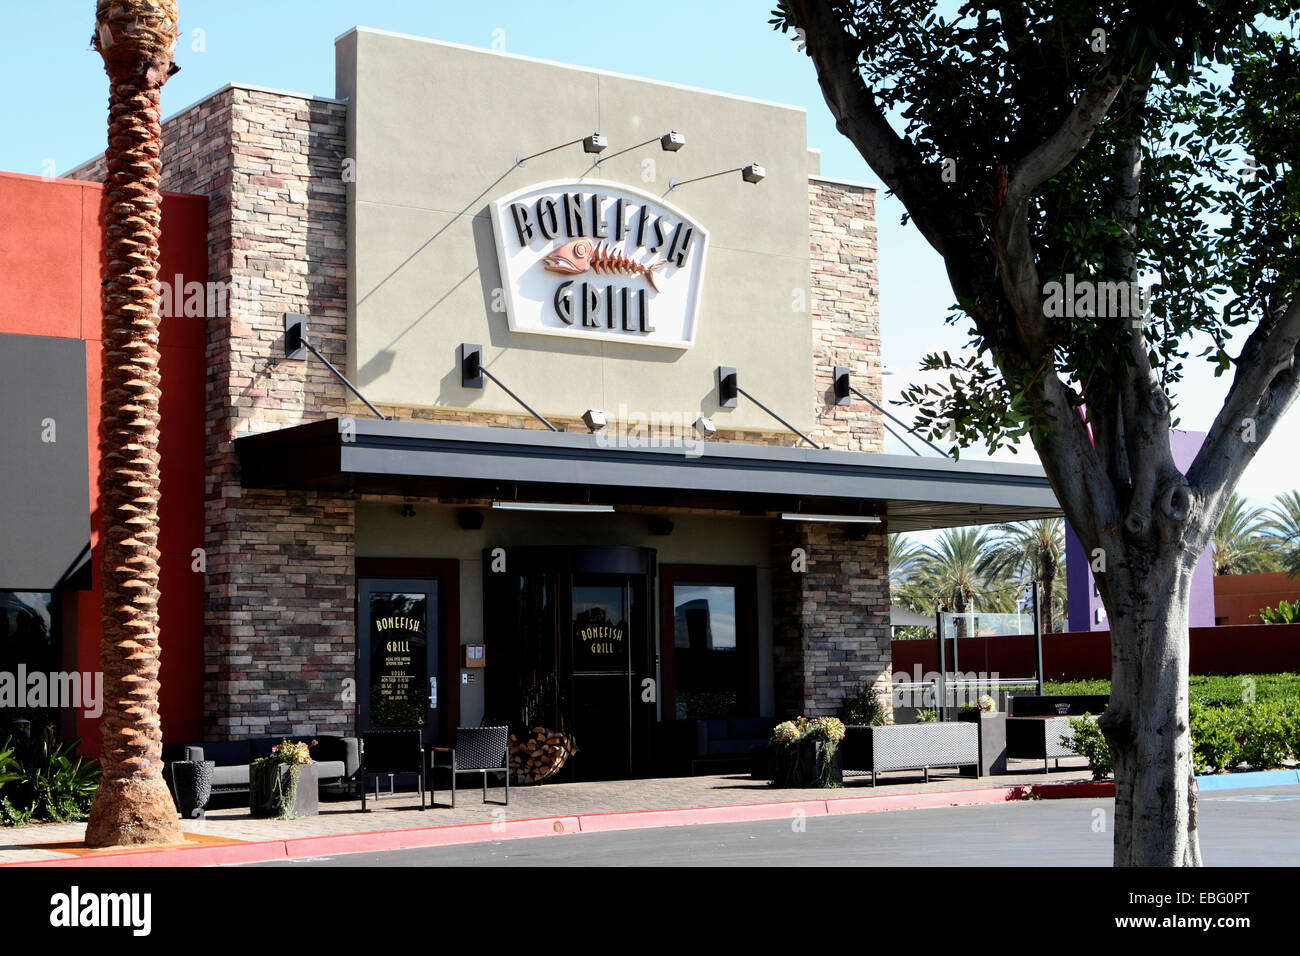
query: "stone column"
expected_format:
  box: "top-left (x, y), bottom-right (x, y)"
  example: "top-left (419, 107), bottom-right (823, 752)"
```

top-left (770, 518), bottom-right (893, 721)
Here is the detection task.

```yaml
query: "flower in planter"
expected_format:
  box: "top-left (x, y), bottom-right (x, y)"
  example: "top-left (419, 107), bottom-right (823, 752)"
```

top-left (772, 721), bottom-right (800, 743)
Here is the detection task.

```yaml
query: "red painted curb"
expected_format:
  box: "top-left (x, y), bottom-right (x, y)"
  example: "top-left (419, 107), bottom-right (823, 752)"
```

top-left (576, 799), bottom-right (828, 833)
top-left (1028, 781), bottom-right (1114, 799)
top-left (2, 780), bottom-right (1108, 867)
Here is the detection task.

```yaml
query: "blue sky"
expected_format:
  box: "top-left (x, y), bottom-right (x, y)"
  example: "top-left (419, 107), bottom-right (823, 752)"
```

top-left (4, 0), bottom-right (1292, 507)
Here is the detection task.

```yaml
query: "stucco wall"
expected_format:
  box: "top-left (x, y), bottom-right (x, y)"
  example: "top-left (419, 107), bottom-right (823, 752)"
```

top-left (336, 29), bottom-right (819, 436)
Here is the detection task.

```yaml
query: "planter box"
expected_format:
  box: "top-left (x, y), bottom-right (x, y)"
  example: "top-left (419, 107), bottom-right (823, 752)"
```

top-left (250, 762), bottom-right (319, 818)
top-left (770, 737), bottom-right (843, 788)
top-left (958, 711), bottom-right (1007, 776)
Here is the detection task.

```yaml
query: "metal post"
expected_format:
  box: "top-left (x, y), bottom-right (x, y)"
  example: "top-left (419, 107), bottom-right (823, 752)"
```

top-left (935, 607), bottom-right (947, 721)
top-left (1032, 581), bottom-right (1045, 696)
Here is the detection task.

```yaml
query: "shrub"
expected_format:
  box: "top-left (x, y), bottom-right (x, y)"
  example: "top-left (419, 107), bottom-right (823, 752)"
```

top-left (1237, 701), bottom-right (1294, 769)
top-left (1189, 703), bottom-right (1242, 775)
top-left (1254, 599), bottom-right (1300, 624)
top-left (915, 709), bottom-right (937, 722)
top-left (1061, 714), bottom-right (1112, 780)
top-left (838, 682), bottom-right (886, 726)
top-left (0, 726), bottom-right (100, 825)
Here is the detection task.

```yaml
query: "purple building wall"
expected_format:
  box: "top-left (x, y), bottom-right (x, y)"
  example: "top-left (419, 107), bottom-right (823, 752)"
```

top-left (1066, 429), bottom-right (1216, 631)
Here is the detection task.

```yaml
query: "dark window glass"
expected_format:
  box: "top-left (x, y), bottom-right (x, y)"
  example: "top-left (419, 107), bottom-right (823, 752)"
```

top-left (672, 584), bottom-right (740, 718)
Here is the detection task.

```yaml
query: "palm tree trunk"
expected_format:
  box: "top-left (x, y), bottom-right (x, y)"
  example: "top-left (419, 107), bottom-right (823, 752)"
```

top-left (84, 0), bottom-right (183, 848)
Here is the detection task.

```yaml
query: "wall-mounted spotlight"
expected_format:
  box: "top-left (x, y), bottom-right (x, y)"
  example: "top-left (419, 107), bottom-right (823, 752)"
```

top-left (716, 365), bottom-right (822, 449)
top-left (669, 163), bottom-right (766, 192)
top-left (593, 131), bottom-right (687, 167)
top-left (694, 415), bottom-right (717, 439)
top-left (833, 366), bottom-right (951, 458)
top-left (284, 313), bottom-right (388, 419)
top-left (516, 132), bottom-right (607, 168)
top-left (460, 343), bottom-right (558, 432)
top-left (399, 503), bottom-right (416, 518)
top-left (582, 409), bottom-right (607, 432)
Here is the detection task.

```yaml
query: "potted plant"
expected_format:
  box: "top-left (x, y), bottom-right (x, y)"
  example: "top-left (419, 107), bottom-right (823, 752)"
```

top-left (768, 717), bottom-right (845, 788)
top-left (250, 739), bottom-right (318, 819)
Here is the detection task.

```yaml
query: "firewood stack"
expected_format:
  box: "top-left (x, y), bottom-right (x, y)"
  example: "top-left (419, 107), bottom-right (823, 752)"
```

top-left (508, 727), bottom-right (579, 783)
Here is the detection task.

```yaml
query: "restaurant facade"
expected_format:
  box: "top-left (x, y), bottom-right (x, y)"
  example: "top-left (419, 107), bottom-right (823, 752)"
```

top-left (1, 28), bottom-right (1058, 779)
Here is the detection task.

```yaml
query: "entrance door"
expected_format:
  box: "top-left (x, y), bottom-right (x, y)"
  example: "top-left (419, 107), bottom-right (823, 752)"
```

top-left (568, 576), bottom-right (635, 780)
top-left (483, 546), bottom-right (654, 780)
top-left (357, 577), bottom-right (442, 747)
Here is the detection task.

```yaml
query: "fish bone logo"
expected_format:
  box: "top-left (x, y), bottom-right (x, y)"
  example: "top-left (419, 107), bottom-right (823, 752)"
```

top-left (542, 240), bottom-right (667, 292)
top-left (489, 180), bottom-right (709, 349)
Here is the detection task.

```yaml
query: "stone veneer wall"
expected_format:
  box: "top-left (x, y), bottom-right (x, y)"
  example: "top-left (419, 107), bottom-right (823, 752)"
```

top-left (71, 85), bottom-right (356, 739)
top-left (808, 178), bottom-right (883, 453)
top-left (770, 519), bottom-right (892, 721)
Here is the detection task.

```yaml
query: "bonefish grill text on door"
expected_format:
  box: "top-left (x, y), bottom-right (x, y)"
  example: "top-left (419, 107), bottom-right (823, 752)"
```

top-left (489, 180), bottom-right (709, 349)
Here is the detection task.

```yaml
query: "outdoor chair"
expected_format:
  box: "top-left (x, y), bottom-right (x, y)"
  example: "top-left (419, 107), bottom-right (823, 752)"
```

top-left (429, 725), bottom-right (510, 808)
top-left (360, 729), bottom-right (426, 811)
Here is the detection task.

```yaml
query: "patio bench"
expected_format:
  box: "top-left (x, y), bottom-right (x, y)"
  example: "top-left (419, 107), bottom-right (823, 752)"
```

top-left (841, 722), bottom-right (979, 786)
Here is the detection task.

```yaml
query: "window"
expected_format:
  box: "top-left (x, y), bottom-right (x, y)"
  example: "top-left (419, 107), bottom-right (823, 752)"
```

top-left (659, 566), bottom-right (757, 720)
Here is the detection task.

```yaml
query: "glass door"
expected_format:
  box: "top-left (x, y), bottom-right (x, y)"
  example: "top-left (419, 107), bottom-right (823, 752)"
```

top-left (568, 577), bottom-right (633, 780)
top-left (357, 577), bottom-right (441, 747)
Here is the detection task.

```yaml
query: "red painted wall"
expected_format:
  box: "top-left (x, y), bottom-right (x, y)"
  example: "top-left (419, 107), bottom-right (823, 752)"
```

top-left (0, 170), bottom-right (207, 753)
top-left (1213, 572), bottom-right (1300, 626)
top-left (893, 623), bottom-right (1300, 681)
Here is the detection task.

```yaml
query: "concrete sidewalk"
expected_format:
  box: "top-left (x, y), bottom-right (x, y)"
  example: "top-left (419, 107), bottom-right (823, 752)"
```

top-left (0, 759), bottom-right (1102, 866)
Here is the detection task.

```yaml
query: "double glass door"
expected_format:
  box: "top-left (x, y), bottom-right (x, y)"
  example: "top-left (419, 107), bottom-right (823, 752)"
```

top-left (484, 547), bottom-right (654, 780)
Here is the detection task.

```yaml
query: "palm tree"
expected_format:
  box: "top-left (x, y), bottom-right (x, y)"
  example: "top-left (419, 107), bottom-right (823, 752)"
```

top-left (84, 0), bottom-right (183, 848)
top-left (1262, 491), bottom-right (1300, 577)
top-left (905, 527), bottom-right (1014, 634)
top-left (980, 519), bottom-right (1065, 632)
top-left (1212, 492), bottom-right (1279, 575)
top-left (887, 534), bottom-right (922, 590)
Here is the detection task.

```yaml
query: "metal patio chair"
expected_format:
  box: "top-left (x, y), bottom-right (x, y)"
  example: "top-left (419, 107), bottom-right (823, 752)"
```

top-left (360, 729), bottom-right (426, 811)
top-left (429, 726), bottom-right (510, 808)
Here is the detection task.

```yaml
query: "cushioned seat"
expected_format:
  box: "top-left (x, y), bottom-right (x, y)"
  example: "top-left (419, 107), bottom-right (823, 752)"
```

top-left (210, 764), bottom-right (250, 788)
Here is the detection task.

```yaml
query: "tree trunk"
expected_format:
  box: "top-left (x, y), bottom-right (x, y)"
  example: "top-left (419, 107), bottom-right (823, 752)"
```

top-left (1099, 561), bottom-right (1202, 866)
top-left (84, 0), bottom-right (183, 848)
top-left (1040, 575), bottom-right (1054, 634)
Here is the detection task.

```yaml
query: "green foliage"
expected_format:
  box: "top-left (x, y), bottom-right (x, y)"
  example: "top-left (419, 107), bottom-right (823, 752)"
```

top-left (1237, 701), bottom-right (1295, 769)
top-left (0, 740), bottom-right (20, 789)
top-left (1255, 599), bottom-right (1300, 624)
top-left (774, 3), bottom-right (1300, 459)
top-left (0, 726), bottom-right (100, 825)
top-left (914, 708), bottom-right (938, 722)
top-left (1262, 488), bottom-right (1300, 578)
top-left (838, 682), bottom-right (887, 726)
top-left (1189, 703), bottom-right (1241, 775)
top-left (1061, 714), bottom-right (1112, 780)
top-left (1213, 493), bottom-right (1280, 575)
top-left (1046, 673), bottom-right (1300, 708)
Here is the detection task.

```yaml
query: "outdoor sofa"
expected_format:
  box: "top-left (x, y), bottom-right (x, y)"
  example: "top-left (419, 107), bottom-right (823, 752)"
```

top-left (162, 736), bottom-right (361, 798)
top-left (841, 722), bottom-right (979, 785)
top-left (1005, 695), bottom-right (1108, 772)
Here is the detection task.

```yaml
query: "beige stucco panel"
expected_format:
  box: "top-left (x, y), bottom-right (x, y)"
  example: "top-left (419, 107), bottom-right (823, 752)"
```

top-left (340, 29), bottom-right (816, 431)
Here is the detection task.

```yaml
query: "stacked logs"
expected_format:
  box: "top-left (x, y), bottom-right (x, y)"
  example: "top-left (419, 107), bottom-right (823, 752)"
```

top-left (508, 727), bottom-right (579, 784)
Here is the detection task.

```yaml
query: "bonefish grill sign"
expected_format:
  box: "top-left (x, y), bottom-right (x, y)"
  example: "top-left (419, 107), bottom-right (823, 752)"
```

top-left (489, 180), bottom-right (709, 349)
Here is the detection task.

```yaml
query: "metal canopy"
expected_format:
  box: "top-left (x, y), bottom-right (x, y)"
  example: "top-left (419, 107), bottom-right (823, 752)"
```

top-left (235, 418), bottom-right (1061, 531)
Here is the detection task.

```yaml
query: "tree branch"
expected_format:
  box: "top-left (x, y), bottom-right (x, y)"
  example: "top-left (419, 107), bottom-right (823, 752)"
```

top-left (785, 0), bottom-right (954, 259)
top-left (1188, 289), bottom-right (1300, 517)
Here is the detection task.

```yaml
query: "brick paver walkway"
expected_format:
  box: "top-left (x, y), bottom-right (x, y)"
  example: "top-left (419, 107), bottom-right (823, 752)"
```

top-left (0, 758), bottom-right (1095, 864)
